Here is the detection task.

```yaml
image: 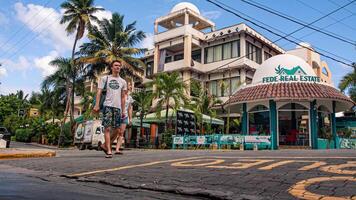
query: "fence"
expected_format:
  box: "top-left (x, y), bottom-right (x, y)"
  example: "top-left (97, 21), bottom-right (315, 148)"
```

top-left (172, 134), bottom-right (271, 150)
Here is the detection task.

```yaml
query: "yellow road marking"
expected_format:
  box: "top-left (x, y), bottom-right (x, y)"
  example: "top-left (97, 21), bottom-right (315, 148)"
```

top-left (66, 156), bottom-right (203, 178)
top-left (289, 176), bottom-right (356, 200)
top-left (171, 159), bottom-right (225, 167)
top-left (259, 160), bottom-right (295, 170)
top-left (320, 161), bottom-right (356, 175)
top-left (207, 156), bottom-right (356, 159)
top-left (207, 159), bottom-right (273, 169)
top-left (298, 161), bottom-right (327, 171)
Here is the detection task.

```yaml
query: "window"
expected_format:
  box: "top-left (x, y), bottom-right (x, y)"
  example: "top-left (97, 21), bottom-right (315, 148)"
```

top-left (322, 67), bottom-right (329, 76)
top-left (248, 105), bottom-right (270, 135)
top-left (209, 80), bottom-right (217, 96)
top-left (205, 40), bottom-right (240, 63)
top-left (246, 41), bottom-right (262, 64)
top-left (208, 77), bottom-right (240, 97)
top-left (223, 43), bottom-right (231, 60)
top-left (192, 50), bottom-right (201, 62)
top-left (146, 61), bottom-right (153, 76)
top-left (264, 51), bottom-right (272, 61)
top-left (165, 56), bottom-right (172, 63)
top-left (174, 53), bottom-right (184, 61)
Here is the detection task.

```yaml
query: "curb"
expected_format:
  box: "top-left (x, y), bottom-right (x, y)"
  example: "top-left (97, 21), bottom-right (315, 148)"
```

top-left (0, 149), bottom-right (56, 159)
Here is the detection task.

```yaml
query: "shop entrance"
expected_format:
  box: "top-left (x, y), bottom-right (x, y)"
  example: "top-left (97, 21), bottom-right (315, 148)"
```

top-left (278, 103), bottom-right (309, 146)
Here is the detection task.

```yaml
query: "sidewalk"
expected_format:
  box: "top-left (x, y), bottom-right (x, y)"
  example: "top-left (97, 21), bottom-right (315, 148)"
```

top-left (0, 148), bottom-right (56, 159)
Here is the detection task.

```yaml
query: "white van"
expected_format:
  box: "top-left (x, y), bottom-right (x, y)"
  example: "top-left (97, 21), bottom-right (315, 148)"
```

top-left (74, 120), bottom-right (124, 150)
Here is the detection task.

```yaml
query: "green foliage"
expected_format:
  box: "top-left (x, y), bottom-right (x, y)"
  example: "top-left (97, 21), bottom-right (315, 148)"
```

top-left (15, 129), bottom-right (33, 142)
top-left (0, 93), bottom-right (27, 123)
top-left (161, 129), bottom-right (174, 149)
top-left (46, 123), bottom-right (60, 144)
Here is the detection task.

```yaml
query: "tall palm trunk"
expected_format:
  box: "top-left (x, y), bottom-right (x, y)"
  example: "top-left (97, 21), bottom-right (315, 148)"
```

top-left (165, 98), bottom-right (169, 131)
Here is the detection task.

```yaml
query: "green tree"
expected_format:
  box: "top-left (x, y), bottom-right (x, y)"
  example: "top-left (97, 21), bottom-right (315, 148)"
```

top-left (132, 89), bottom-right (153, 146)
top-left (339, 63), bottom-right (356, 102)
top-left (189, 83), bottom-right (222, 134)
top-left (79, 12), bottom-right (146, 80)
top-left (150, 72), bottom-right (188, 130)
top-left (60, 0), bottom-right (104, 130)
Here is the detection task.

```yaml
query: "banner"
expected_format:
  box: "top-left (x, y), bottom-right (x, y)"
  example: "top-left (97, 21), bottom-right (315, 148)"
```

top-left (173, 137), bottom-right (184, 144)
top-left (244, 135), bottom-right (271, 145)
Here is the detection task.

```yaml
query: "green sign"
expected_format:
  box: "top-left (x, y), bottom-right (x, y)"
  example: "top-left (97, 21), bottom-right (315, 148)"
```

top-left (262, 65), bottom-right (320, 83)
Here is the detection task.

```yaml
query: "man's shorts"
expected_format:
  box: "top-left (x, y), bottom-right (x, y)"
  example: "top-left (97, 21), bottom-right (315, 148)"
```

top-left (121, 116), bottom-right (129, 125)
top-left (102, 106), bottom-right (121, 128)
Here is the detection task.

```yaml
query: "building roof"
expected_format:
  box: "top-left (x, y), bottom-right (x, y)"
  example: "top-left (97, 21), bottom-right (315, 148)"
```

top-left (226, 82), bottom-right (354, 111)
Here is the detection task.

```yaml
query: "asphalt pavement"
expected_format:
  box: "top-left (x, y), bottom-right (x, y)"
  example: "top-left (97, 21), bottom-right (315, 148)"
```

top-left (0, 142), bottom-right (355, 199)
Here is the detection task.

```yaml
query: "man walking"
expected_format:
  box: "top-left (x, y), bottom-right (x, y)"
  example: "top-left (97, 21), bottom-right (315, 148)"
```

top-left (94, 60), bottom-right (127, 158)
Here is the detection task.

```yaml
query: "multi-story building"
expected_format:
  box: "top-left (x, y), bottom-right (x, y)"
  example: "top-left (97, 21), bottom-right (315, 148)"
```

top-left (142, 2), bottom-right (284, 121)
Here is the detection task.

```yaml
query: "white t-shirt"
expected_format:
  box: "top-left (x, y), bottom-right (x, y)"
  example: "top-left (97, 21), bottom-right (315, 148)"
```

top-left (124, 95), bottom-right (134, 116)
top-left (98, 75), bottom-right (127, 109)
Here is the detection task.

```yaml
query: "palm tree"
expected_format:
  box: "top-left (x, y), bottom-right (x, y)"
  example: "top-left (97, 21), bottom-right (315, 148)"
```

top-left (150, 72), bottom-right (188, 130)
top-left (60, 0), bottom-right (104, 129)
top-left (78, 13), bottom-right (146, 81)
top-left (339, 63), bottom-right (356, 102)
top-left (132, 89), bottom-right (153, 147)
top-left (190, 83), bottom-right (222, 134)
top-left (42, 57), bottom-right (74, 146)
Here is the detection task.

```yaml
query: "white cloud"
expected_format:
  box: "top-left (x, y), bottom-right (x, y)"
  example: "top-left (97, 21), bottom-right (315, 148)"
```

top-left (202, 10), bottom-right (221, 20)
top-left (34, 51), bottom-right (59, 77)
top-left (0, 84), bottom-right (39, 96)
top-left (94, 8), bottom-right (112, 21)
top-left (0, 67), bottom-right (7, 77)
top-left (1, 56), bottom-right (31, 71)
top-left (0, 12), bottom-right (9, 25)
top-left (14, 2), bottom-right (73, 53)
top-left (140, 33), bottom-right (154, 50)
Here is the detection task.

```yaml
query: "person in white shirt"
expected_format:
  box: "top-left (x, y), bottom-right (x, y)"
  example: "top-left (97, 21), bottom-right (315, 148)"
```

top-left (115, 79), bottom-right (134, 154)
top-left (93, 60), bottom-right (127, 158)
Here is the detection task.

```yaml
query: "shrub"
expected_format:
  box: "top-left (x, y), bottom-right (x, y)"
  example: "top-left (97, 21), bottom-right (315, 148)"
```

top-left (161, 129), bottom-right (174, 149)
top-left (15, 129), bottom-right (33, 142)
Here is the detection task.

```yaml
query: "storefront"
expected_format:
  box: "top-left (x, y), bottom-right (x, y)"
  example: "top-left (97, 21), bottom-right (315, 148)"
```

top-left (226, 54), bottom-right (354, 149)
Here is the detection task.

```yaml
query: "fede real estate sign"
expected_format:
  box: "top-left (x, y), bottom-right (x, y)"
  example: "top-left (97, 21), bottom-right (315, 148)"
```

top-left (262, 65), bottom-right (320, 83)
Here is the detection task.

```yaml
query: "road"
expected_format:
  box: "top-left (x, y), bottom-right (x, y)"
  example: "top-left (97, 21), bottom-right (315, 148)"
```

top-left (0, 142), bottom-right (355, 200)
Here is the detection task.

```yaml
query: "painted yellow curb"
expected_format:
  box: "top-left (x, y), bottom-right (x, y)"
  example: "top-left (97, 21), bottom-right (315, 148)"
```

top-left (0, 149), bottom-right (56, 159)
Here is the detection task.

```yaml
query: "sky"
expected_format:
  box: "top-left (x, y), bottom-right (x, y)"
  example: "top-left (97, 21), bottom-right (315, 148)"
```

top-left (0, 0), bottom-right (355, 96)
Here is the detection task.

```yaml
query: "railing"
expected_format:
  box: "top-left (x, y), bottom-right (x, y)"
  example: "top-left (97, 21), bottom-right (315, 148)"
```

top-left (172, 134), bottom-right (271, 150)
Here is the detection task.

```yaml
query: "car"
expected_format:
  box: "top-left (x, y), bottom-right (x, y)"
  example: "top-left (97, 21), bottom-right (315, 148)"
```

top-left (0, 127), bottom-right (11, 148)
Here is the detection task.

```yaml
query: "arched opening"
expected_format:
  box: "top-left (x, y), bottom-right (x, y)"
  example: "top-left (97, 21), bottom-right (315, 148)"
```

top-left (317, 105), bottom-right (332, 140)
top-left (248, 105), bottom-right (270, 135)
top-left (278, 103), bottom-right (309, 146)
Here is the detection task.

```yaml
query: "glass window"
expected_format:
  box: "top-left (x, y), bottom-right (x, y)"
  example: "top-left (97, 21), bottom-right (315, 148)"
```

top-left (209, 80), bottom-right (217, 96)
top-left (231, 77), bottom-right (240, 94)
top-left (249, 109), bottom-right (270, 135)
top-left (264, 51), bottom-right (272, 61)
top-left (214, 45), bottom-right (222, 62)
top-left (192, 49), bottom-right (201, 63)
top-left (206, 47), bottom-right (214, 63)
top-left (165, 56), bottom-right (172, 63)
top-left (246, 41), bottom-right (262, 64)
top-left (223, 43), bottom-right (231, 60)
top-left (146, 61), bottom-right (153, 76)
top-left (174, 53), bottom-right (184, 61)
top-left (232, 40), bottom-right (240, 58)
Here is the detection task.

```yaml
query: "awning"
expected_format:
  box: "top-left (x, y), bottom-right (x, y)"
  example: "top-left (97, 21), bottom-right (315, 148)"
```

top-left (141, 108), bottom-right (224, 125)
top-left (226, 82), bottom-right (354, 112)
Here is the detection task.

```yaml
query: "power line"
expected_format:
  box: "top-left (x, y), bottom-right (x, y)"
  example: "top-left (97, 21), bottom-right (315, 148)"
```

top-left (212, 0), bottom-right (352, 64)
top-left (206, 0), bottom-right (353, 66)
top-left (2, 15), bottom-right (62, 62)
top-left (327, 0), bottom-right (356, 15)
top-left (296, 0), bottom-right (356, 31)
top-left (240, 0), bottom-right (356, 47)
top-left (0, 0), bottom-right (53, 51)
top-left (0, 5), bottom-right (60, 60)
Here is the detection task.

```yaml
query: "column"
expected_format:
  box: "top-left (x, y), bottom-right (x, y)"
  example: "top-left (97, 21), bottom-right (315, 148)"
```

top-left (269, 100), bottom-right (278, 150)
top-left (332, 101), bottom-right (339, 149)
top-left (309, 100), bottom-right (318, 149)
top-left (184, 35), bottom-right (192, 67)
top-left (242, 103), bottom-right (248, 135)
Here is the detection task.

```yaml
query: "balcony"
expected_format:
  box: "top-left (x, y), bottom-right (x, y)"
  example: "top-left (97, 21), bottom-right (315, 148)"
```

top-left (154, 25), bottom-right (205, 43)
